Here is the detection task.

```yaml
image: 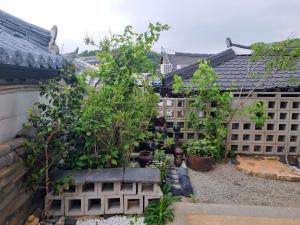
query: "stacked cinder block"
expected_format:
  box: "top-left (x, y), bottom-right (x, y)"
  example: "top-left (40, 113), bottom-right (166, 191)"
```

top-left (46, 168), bottom-right (162, 217)
top-left (123, 168), bottom-right (162, 214)
top-left (227, 92), bottom-right (300, 155)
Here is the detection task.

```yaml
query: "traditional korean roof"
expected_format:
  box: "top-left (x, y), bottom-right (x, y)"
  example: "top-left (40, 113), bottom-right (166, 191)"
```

top-left (162, 51), bottom-right (214, 72)
top-left (63, 48), bottom-right (97, 73)
top-left (0, 10), bottom-right (64, 81)
top-left (163, 48), bottom-right (300, 90)
top-left (79, 56), bottom-right (100, 65)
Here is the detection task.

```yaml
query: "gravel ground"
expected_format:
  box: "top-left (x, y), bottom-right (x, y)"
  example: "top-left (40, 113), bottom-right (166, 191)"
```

top-left (189, 162), bottom-right (300, 208)
top-left (76, 216), bottom-right (145, 225)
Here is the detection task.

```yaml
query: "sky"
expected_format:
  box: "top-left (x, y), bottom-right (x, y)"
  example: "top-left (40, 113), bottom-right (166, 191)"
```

top-left (1, 0), bottom-right (300, 54)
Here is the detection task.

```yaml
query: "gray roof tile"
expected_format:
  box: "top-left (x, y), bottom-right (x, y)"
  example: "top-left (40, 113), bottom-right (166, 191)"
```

top-left (162, 52), bottom-right (214, 72)
top-left (0, 10), bottom-right (63, 70)
top-left (164, 49), bottom-right (300, 90)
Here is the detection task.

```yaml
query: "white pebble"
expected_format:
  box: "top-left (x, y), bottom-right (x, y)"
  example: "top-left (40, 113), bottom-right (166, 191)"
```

top-left (76, 215), bottom-right (145, 225)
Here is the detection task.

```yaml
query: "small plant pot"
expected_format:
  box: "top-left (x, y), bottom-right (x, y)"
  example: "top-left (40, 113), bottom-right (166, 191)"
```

top-left (186, 154), bottom-right (213, 172)
top-left (137, 150), bottom-right (153, 167)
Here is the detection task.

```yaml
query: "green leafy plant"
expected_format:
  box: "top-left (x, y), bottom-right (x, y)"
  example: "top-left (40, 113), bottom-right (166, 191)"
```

top-left (251, 38), bottom-right (300, 75)
top-left (144, 191), bottom-right (179, 225)
top-left (24, 69), bottom-right (86, 191)
top-left (185, 138), bottom-right (221, 160)
top-left (128, 214), bottom-right (138, 225)
top-left (244, 101), bottom-right (269, 129)
top-left (173, 63), bottom-right (232, 159)
top-left (147, 159), bottom-right (169, 185)
top-left (76, 23), bottom-right (169, 168)
top-left (148, 149), bottom-right (169, 185)
top-left (53, 175), bottom-right (73, 195)
top-left (162, 137), bottom-right (175, 150)
top-left (153, 149), bottom-right (166, 161)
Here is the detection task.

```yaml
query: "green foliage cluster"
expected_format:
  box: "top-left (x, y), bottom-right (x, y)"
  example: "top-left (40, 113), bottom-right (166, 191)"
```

top-left (24, 68), bottom-right (86, 190)
top-left (185, 138), bottom-right (221, 159)
top-left (78, 49), bottom-right (161, 69)
top-left (78, 50), bottom-right (100, 57)
top-left (244, 101), bottom-right (269, 129)
top-left (251, 38), bottom-right (300, 75)
top-left (144, 185), bottom-right (179, 225)
top-left (172, 63), bottom-right (232, 157)
top-left (147, 149), bottom-right (169, 185)
top-left (24, 23), bottom-right (169, 191)
top-left (53, 175), bottom-right (73, 195)
top-left (77, 23), bottom-right (169, 168)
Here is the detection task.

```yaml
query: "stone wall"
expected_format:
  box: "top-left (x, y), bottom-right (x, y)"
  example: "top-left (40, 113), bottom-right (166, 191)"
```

top-left (0, 85), bottom-right (40, 144)
top-left (0, 138), bottom-right (36, 225)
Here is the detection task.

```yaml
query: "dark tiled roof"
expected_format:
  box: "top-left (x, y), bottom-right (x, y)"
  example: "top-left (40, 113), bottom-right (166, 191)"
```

top-left (162, 52), bottom-right (213, 71)
top-left (79, 56), bottom-right (100, 65)
top-left (0, 10), bottom-right (63, 70)
top-left (163, 48), bottom-right (300, 90)
top-left (213, 55), bottom-right (300, 90)
top-left (63, 48), bottom-right (97, 72)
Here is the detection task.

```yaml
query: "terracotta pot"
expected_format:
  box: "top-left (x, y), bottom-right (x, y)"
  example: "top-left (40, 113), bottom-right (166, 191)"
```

top-left (186, 153), bottom-right (213, 172)
top-left (137, 150), bottom-right (153, 167)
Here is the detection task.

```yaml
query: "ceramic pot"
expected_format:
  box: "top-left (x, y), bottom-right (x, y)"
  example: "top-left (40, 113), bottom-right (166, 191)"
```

top-left (137, 150), bottom-right (153, 167)
top-left (186, 154), bottom-right (213, 172)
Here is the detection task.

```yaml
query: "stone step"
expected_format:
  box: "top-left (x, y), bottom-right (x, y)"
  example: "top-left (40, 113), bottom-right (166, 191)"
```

top-left (169, 202), bottom-right (300, 225)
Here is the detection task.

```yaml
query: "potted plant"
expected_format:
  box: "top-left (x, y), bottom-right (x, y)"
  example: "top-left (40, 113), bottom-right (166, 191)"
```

top-left (137, 150), bottom-right (153, 167)
top-left (185, 138), bottom-right (220, 172)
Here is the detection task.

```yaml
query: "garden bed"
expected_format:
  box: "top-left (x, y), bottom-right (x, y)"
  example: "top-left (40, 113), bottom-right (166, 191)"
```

top-left (189, 162), bottom-right (300, 208)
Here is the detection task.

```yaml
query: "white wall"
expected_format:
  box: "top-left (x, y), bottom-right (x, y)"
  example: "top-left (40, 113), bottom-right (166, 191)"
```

top-left (0, 85), bottom-right (40, 144)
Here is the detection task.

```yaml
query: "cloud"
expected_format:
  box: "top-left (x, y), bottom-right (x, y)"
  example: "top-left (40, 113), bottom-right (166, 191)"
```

top-left (1, 0), bottom-right (300, 53)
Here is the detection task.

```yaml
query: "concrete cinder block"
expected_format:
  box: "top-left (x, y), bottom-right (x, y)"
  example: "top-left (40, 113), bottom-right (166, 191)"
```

top-left (65, 196), bottom-right (84, 216)
top-left (120, 182), bottom-right (137, 195)
top-left (81, 182), bottom-right (98, 196)
top-left (46, 194), bottom-right (64, 216)
top-left (144, 188), bottom-right (163, 209)
top-left (84, 196), bottom-right (104, 215)
top-left (104, 195), bottom-right (124, 214)
top-left (62, 184), bottom-right (82, 196)
top-left (138, 182), bottom-right (159, 195)
top-left (124, 195), bottom-right (143, 214)
top-left (99, 181), bottom-right (120, 195)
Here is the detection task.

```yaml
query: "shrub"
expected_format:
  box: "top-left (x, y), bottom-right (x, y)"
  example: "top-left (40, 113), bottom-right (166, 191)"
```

top-left (144, 191), bottom-right (179, 225)
top-left (185, 138), bottom-right (222, 160)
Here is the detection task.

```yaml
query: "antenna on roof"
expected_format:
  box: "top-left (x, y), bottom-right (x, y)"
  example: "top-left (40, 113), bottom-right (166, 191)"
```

top-left (226, 38), bottom-right (251, 50)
